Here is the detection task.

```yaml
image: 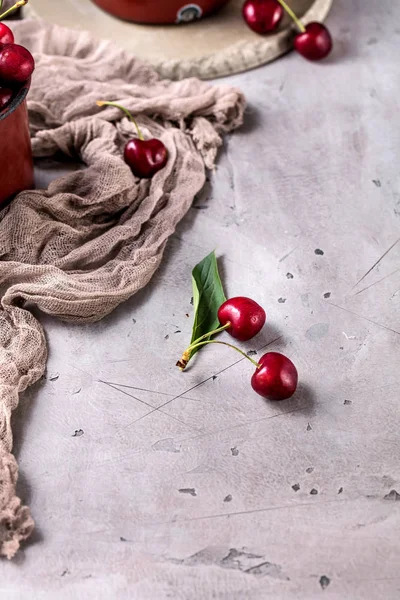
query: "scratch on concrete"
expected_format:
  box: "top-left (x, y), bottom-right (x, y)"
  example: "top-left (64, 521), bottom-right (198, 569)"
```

top-left (124, 336), bottom-right (283, 430)
top-left (328, 302), bottom-right (400, 337)
top-left (352, 236), bottom-right (400, 290)
top-left (279, 246), bottom-right (299, 263)
top-left (354, 267), bottom-right (400, 297)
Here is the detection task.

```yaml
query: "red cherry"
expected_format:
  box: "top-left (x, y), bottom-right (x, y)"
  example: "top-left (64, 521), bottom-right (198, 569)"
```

top-left (242, 0), bottom-right (283, 34)
top-left (218, 297), bottom-right (266, 341)
top-left (251, 352), bottom-right (298, 400)
top-left (0, 43), bottom-right (35, 84)
top-left (0, 23), bottom-right (14, 45)
top-left (0, 87), bottom-right (13, 109)
top-left (124, 138), bottom-right (168, 178)
top-left (294, 22), bottom-right (332, 61)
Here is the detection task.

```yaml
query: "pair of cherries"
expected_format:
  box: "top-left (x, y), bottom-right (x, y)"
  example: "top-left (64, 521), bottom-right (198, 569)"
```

top-left (0, 4), bottom-right (35, 110)
top-left (243, 0), bottom-right (332, 61)
top-left (178, 297), bottom-right (298, 402)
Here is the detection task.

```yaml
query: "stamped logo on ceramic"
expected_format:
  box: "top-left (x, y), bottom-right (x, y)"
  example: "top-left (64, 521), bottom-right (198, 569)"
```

top-left (176, 4), bottom-right (203, 23)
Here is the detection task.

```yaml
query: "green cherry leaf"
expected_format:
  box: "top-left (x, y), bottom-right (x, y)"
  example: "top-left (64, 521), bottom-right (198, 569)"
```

top-left (189, 251), bottom-right (227, 360)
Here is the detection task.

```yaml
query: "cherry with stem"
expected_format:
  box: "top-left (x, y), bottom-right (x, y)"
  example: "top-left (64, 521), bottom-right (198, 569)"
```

top-left (96, 100), bottom-right (168, 178)
top-left (275, 0), bottom-right (332, 61)
top-left (176, 339), bottom-right (298, 401)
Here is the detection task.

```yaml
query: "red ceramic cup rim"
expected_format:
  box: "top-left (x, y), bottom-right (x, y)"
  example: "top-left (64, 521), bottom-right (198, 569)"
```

top-left (0, 78), bottom-right (30, 123)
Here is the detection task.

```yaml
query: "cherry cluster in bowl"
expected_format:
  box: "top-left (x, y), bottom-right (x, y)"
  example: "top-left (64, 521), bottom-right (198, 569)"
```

top-left (177, 297), bottom-right (298, 402)
top-left (243, 0), bottom-right (332, 61)
top-left (0, 7), bottom-right (35, 111)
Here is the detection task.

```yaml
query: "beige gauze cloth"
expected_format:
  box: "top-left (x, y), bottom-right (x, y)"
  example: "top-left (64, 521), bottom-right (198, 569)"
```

top-left (0, 19), bottom-right (245, 559)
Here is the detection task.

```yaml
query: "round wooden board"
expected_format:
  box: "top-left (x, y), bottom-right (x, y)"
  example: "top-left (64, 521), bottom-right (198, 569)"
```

top-left (26, 0), bottom-right (333, 79)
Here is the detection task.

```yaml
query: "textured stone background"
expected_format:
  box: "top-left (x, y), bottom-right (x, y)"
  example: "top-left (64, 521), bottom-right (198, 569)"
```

top-left (1, 0), bottom-right (400, 598)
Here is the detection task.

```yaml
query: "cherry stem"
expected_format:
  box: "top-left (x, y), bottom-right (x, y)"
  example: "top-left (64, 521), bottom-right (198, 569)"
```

top-left (182, 340), bottom-right (260, 369)
top-left (96, 100), bottom-right (144, 141)
top-left (275, 0), bottom-right (306, 33)
top-left (187, 322), bottom-right (231, 351)
top-left (0, 0), bottom-right (27, 21)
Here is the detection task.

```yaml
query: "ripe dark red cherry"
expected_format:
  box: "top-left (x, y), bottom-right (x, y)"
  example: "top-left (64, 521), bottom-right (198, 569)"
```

top-left (251, 352), bottom-right (298, 400)
top-left (0, 43), bottom-right (35, 84)
top-left (96, 100), bottom-right (168, 179)
top-left (218, 297), bottom-right (266, 341)
top-left (124, 138), bottom-right (168, 179)
top-left (0, 23), bottom-right (14, 45)
top-left (242, 0), bottom-right (283, 34)
top-left (294, 22), bottom-right (332, 61)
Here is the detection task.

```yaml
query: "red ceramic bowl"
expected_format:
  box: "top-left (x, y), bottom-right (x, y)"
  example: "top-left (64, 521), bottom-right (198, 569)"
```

top-left (0, 80), bottom-right (34, 208)
top-left (91, 0), bottom-right (230, 24)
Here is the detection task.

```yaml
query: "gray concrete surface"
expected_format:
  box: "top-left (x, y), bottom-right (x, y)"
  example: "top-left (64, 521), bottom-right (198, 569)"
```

top-left (2, 0), bottom-right (400, 597)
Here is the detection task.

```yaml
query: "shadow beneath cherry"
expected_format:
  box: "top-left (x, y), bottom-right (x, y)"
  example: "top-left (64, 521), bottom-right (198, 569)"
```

top-left (268, 381), bottom-right (316, 418)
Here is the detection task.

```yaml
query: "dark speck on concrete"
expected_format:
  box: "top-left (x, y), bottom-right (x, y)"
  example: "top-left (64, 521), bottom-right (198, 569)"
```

top-left (338, 487), bottom-right (343, 494)
top-left (310, 488), bottom-right (318, 495)
top-left (286, 273), bottom-right (294, 279)
top-left (278, 297), bottom-right (286, 304)
top-left (72, 388), bottom-right (81, 395)
top-left (120, 536), bottom-right (127, 542)
top-left (292, 484), bottom-right (300, 492)
top-left (61, 569), bottom-right (70, 577)
top-left (179, 488), bottom-right (197, 497)
top-left (344, 399), bottom-right (352, 405)
top-left (193, 205), bottom-right (209, 210)
top-left (231, 447), bottom-right (239, 456)
top-left (323, 292), bottom-right (331, 298)
top-left (190, 297), bottom-right (194, 305)
top-left (185, 313), bottom-right (189, 318)
top-left (212, 375), bottom-right (218, 381)
top-left (384, 489), bottom-right (400, 501)
top-left (224, 494), bottom-right (233, 503)
top-left (49, 373), bottom-right (60, 382)
top-left (372, 179), bottom-right (381, 187)
top-left (247, 350), bottom-right (257, 357)
top-left (72, 429), bottom-right (84, 437)
top-left (307, 423), bottom-right (312, 431)
top-left (164, 334), bottom-right (169, 340)
top-left (132, 318), bottom-right (137, 324)
top-left (174, 330), bottom-right (181, 334)
top-left (306, 467), bottom-right (314, 474)
top-left (320, 575), bottom-right (331, 590)
top-left (314, 249), bottom-right (324, 256)
top-left (340, 346), bottom-right (344, 350)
